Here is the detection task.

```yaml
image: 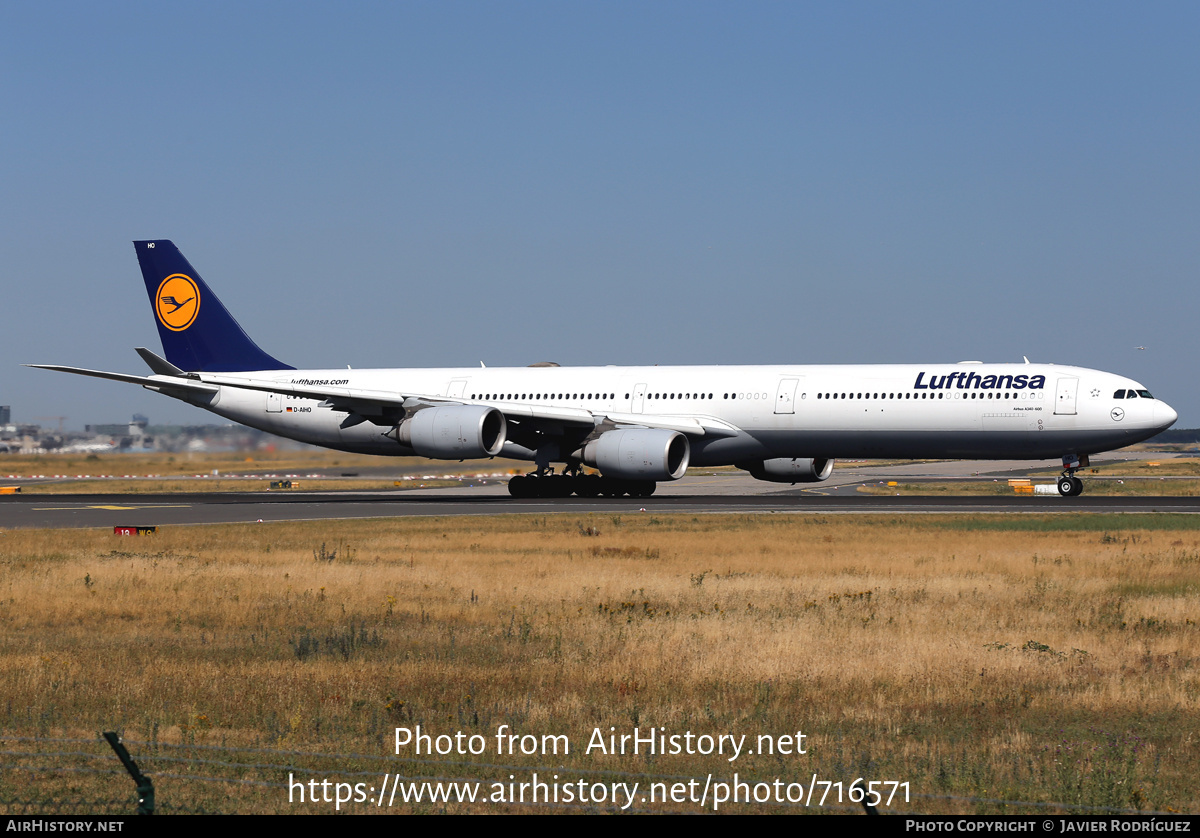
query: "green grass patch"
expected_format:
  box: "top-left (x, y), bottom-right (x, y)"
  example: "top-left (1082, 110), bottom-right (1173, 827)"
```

top-left (1109, 580), bottom-right (1200, 598)
top-left (922, 514), bottom-right (1200, 532)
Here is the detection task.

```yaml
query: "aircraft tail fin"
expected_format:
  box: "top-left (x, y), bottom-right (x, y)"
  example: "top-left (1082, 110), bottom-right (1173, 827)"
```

top-left (134, 240), bottom-right (293, 372)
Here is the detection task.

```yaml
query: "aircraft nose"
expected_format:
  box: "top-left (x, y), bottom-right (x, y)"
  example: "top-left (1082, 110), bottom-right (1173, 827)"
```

top-left (1155, 401), bottom-right (1178, 430)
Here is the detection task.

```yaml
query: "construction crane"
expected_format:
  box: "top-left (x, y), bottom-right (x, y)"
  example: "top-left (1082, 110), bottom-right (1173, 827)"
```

top-left (35, 416), bottom-right (66, 434)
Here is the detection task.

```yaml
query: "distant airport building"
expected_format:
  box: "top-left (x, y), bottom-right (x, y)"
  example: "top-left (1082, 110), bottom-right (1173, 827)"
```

top-left (0, 406), bottom-right (10, 424)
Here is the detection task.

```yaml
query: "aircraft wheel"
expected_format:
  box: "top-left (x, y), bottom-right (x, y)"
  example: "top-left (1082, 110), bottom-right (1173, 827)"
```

top-left (549, 475), bottom-right (576, 498)
top-left (1057, 476), bottom-right (1084, 497)
top-left (630, 481), bottom-right (656, 498)
top-left (598, 477), bottom-right (627, 497)
top-left (508, 476), bottom-right (530, 498)
top-left (574, 474), bottom-right (602, 497)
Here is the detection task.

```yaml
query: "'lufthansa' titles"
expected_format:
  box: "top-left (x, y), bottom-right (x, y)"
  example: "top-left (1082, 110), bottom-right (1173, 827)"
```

top-left (913, 371), bottom-right (1046, 391)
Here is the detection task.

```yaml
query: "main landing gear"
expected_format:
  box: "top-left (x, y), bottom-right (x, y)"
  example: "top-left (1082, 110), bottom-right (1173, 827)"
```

top-left (507, 471), bottom-right (656, 498)
top-left (1056, 454), bottom-right (1089, 497)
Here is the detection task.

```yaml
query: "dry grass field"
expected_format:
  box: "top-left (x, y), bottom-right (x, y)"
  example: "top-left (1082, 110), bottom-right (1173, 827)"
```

top-left (17, 477), bottom-right (474, 494)
top-left (0, 450), bottom-right (523, 495)
top-left (855, 458), bottom-right (1200, 497)
top-left (0, 449), bottom-right (524, 478)
top-left (858, 479), bottom-right (1200, 497)
top-left (0, 449), bottom-right (391, 477)
top-left (1, 513), bottom-right (1197, 814)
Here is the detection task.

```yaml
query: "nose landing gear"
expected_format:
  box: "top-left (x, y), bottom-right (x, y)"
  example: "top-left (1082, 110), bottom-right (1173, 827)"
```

top-left (1057, 454), bottom-right (1089, 497)
top-left (1057, 474), bottom-right (1084, 497)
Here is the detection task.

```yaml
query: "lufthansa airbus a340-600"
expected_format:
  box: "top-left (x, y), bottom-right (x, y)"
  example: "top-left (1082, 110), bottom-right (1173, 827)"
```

top-left (31, 241), bottom-right (1177, 498)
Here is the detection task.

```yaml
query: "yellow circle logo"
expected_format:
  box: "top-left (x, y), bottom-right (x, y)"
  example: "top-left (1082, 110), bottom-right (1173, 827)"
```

top-left (155, 274), bottom-right (200, 331)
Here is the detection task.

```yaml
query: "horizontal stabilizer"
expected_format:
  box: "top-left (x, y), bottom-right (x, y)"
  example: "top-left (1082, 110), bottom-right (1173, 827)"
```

top-left (136, 347), bottom-right (184, 376)
top-left (25, 364), bottom-right (218, 395)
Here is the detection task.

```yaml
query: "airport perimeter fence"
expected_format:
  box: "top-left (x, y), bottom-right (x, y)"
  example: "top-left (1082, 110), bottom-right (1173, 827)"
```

top-left (1, 733), bottom-right (1183, 816)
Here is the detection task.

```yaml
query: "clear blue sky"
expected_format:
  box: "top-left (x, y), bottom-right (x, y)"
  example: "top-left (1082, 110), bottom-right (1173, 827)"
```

top-left (2, 1), bottom-right (1197, 428)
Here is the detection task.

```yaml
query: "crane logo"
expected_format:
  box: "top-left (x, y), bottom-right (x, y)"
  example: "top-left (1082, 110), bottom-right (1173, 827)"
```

top-left (155, 274), bottom-right (200, 331)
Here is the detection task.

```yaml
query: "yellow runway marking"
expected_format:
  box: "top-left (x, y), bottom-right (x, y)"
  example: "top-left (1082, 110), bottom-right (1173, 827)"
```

top-left (33, 504), bottom-right (193, 511)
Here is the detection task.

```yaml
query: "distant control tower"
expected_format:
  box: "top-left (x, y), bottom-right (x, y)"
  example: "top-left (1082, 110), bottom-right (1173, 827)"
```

top-left (129, 413), bottom-right (148, 440)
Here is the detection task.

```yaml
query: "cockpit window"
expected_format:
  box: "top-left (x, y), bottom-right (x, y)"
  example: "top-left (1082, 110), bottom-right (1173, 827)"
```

top-left (1137, 390), bottom-right (1153, 399)
top-left (1113, 390), bottom-right (1125, 399)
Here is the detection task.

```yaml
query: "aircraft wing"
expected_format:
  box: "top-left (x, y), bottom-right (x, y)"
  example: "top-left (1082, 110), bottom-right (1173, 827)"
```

top-left (197, 373), bottom-right (411, 410)
top-left (600, 411), bottom-right (739, 437)
top-left (29, 364), bottom-right (738, 438)
top-left (196, 374), bottom-right (738, 436)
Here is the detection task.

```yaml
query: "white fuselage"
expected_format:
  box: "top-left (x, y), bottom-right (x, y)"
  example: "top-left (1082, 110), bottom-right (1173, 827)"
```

top-left (190, 362), bottom-right (1176, 466)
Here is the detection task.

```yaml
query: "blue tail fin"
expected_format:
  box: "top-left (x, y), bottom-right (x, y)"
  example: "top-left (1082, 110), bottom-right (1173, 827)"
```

top-left (134, 240), bottom-right (293, 372)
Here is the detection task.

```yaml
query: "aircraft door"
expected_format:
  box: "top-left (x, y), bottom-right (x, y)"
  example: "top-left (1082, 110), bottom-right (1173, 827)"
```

top-left (1054, 377), bottom-right (1079, 415)
top-left (775, 378), bottom-right (799, 414)
top-left (446, 379), bottom-right (468, 399)
top-left (632, 383), bottom-right (647, 414)
top-left (266, 393), bottom-right (282, 413)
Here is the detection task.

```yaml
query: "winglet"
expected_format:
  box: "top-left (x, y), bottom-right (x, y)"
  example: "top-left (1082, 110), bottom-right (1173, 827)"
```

top-left (134, 240), bottom-right (293, 372)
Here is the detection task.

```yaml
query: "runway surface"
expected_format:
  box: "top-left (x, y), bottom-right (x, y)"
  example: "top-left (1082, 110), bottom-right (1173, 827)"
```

top-left (3, 484), bottom-right (1198, 529)
top-left (2, 454), bottom-right (1195, 529)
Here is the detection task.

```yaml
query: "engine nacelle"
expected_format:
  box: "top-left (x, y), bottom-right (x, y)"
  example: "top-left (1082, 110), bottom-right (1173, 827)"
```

top-left (395, 405), bottom-right (507, 459)
top-left (740, 457), bottom-right (834, 484)
top-left (580, 428), bottom-right (690, 481)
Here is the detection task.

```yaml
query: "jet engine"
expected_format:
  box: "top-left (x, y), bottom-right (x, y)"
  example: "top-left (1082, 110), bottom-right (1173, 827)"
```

top-left (393, 405), bottom-right (507, 459)
top-left (580, 428), bottom-right (690, 481)
top-left (740, 457), bottom-right (834, 484)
